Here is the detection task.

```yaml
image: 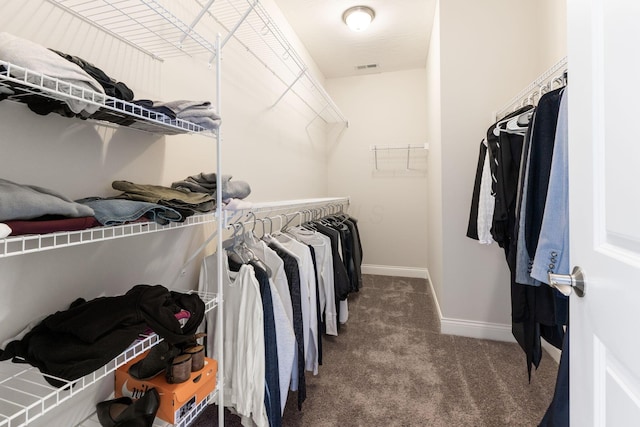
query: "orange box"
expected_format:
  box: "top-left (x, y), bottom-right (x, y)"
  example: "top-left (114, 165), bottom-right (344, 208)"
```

top-left (115, 350), bottom-right (217, 424)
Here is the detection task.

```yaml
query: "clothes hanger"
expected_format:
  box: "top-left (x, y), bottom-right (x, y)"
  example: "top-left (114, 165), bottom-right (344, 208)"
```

top-left (232, 221), bottom-right (272, 276)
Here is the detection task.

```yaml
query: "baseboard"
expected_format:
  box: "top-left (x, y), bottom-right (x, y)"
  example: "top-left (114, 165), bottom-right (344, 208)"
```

top-left (440, 317), bottom-right (516, 343)
top-left (361, 264), bottom-right (428, 279)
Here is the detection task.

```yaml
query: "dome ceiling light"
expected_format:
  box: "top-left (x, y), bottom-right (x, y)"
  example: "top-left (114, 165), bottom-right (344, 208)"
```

top-left (342, 6), bottom-right (375, 32)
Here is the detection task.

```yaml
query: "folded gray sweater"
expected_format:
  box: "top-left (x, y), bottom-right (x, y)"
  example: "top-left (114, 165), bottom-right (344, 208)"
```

top-left (0, 32), bottom-right (105, 115)
top-left (0, 178), bottom-right (95, 222)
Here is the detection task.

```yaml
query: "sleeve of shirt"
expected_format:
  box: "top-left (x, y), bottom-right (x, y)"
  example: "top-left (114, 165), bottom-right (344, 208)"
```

top-left (531, 89), bottom-right (569, 284)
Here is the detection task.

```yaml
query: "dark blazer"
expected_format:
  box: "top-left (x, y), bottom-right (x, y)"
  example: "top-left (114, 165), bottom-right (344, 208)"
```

top-left (524, 87), bottom-right (565, 257)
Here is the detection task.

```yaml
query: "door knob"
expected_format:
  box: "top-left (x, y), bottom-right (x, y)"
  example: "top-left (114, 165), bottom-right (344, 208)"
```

top-left (548, 266), bottom-right (585, 297)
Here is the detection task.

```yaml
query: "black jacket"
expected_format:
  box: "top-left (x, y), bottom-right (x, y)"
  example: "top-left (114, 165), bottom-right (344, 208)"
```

top-left (0, 284), bottom-right (204, 386)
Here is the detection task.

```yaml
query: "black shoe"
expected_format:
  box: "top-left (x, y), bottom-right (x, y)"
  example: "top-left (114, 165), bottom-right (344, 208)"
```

top-left (128, 341), bottom-right (180, 380)
top-left (96, 388), bottom-right (160, 427)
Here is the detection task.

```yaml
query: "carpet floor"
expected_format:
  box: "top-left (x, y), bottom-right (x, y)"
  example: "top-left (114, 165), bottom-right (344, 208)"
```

top-left (192, 274), bottom-right (558, 426)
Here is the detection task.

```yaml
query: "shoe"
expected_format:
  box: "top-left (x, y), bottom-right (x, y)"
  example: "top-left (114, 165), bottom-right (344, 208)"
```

top-left (128, 341), bottom-right (180, 380)
top-left (180, 332), bottom-right (207, 350)
top-left (183, 345), bottom-right (205, 372)
top-left (165, 353), bottom-right (192, 384)
top-left (96, 388), bottom-right (160, 427)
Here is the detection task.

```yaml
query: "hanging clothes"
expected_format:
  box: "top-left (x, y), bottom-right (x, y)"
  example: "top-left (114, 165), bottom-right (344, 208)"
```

top-left (199, 255), bottom-right (268, 427)
top-left (466, 86), bottom-right (569, 381)
top-left (287, 227), bottom-right (338, 336)
top-left (228, 257), bottom-right (282, 427)
top-left (270, 233), bottom-right (319, 375)
top-left (242, 234), bottom-right (296, 415)
top-left (266, 241), bottom-right (307, 410)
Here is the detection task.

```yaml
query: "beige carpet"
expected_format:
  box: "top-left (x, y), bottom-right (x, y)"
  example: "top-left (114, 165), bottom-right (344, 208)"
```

top-left (193, 274), bottom-right (558, 426)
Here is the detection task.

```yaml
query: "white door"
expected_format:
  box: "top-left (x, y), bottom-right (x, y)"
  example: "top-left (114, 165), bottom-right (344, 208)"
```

top-left (568, 0), bottom-right (640, 425)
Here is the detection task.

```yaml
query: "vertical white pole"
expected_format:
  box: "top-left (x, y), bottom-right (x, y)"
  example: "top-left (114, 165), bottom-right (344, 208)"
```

top-left (215, 33), bottom-right (224, 427)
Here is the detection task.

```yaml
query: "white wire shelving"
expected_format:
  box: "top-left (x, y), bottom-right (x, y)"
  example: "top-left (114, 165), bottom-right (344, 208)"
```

top-left (0, 60), bottom-right (215, 135)
top-left (0, 213), bottom-right (216, 258)
top-left (0, 291), bottom-right (218, 427)
top-left (47, 0), bottom-right (347, 125)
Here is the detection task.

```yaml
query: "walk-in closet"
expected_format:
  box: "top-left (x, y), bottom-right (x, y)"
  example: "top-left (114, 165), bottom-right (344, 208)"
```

top-left (2, 0), bottom-right (637, 426)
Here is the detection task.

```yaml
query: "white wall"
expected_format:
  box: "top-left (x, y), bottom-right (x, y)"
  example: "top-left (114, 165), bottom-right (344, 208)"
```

top-left (0, 0), bottom-right (334, 425)
top-left (425, 1), bottom-right (444, 302)
top-left (325, 69), bottom-right (428, 273)
top-left (428, 0), bottom-right (568, 339)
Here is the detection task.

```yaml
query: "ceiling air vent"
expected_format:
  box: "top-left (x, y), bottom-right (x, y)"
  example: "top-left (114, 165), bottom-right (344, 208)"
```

top-left (355, 63), bottom-right (379, 71)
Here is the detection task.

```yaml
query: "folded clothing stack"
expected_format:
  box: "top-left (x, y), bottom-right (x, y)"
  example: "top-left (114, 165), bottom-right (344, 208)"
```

top-left (0, 32), bottom-right (106, 116)
top-left (112, 180), bottom-right (216, 219)
top-left (130, 100), bottom-right (221, 132)
top-left (171, 172), bottom-right (251, 200)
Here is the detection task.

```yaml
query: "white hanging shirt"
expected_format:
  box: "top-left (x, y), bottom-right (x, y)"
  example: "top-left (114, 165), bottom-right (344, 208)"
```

top-left (477, 140), bottom-right (495, 245)
top-left (243, 235), bottom-right (296, 414)
top-left (287, 227), bottom-right (338, 336)
top-left (273, 233), bottom-right (319, 375)
top-left (199, 254), bottom-right (268, 427)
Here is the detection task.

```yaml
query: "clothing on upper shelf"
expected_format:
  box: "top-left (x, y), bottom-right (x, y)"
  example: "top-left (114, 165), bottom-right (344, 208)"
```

top-left (0, 178), bottom-right (95, 222)
top-left (171, 173), bottom-right (251, 201)
top-left (153, 100), bottom-right (221, 130)
top-left (198, 212), bottom-right (363, 423)
top-left (112, 180), bottom-right (215, 218)
top-left (50, 49), bottom-right (134, 101)
top-left (129, 100), bottom-right (221, 131)
top-left (5, 215), bottom-right (100, 236)
top-left (77, 197), bottom-right (183, 226)
top-left (0, 32), bottom-right (105, 115)
top-left (0, 223), bottom-right (11, 238)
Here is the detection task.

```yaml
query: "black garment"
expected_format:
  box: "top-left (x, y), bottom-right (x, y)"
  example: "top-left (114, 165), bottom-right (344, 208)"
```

top-left (509, 275), bottom-right (563, 379)
top-left (539, 321), bottom-right (569, 427)
top-left (344, 217), bottom-right (363, 291)
top-left (0, 285), bottom-right (204, 387)
top-left (269, 243), bottom-right (306, 410)
top-left (50, 49), bottom-right (135, 101)
top-left (506, 90), bottom-right (567, 379)
top-left (467, 141), bottom-right (488, 240)
top-left (308, 245), bottom-right (323, 366)
top-left (524, 88), bottom-right (565, 257)
top-left (313, 222), bottom-right (350, 302)
top-left (229, 259), bottom-right (281, 427)
top-left (486, 105), bottom-right (532, 251)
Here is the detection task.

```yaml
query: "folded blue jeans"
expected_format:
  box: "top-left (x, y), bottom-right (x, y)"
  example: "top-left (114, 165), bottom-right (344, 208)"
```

top-left (76, 197), bottom-right (182, 226)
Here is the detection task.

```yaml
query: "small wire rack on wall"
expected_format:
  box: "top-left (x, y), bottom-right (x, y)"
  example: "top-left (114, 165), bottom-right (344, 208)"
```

top-left (370, 144), bottom-right (428, 176)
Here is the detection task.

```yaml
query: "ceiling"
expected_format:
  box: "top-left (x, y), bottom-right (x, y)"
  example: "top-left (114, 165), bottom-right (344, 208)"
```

top-left (273, 0), bottom-right (437, 79)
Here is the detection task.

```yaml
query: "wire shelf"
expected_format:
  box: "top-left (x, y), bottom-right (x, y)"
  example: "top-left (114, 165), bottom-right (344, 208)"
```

top-left (0, 213), bottom-right (217, 258)
top-left (208, 0), bottom-right (347, 124)
top-left (0, 60), bottom-right (216, 135)
top-left (47, 0), bottom-right (347, 125)
top-left (0, 291), bottom-right (218, 427)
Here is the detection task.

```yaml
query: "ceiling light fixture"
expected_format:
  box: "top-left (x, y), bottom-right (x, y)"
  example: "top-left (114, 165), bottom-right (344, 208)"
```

top-left (342, 6), bottom-right (375, 32)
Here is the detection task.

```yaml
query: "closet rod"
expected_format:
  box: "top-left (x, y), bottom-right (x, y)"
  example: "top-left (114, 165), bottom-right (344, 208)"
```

top-left (494, 56), bottom-right (568, 120)
top-left (227, 201), bottom-right (348, 235)
top-left (171, 197), bottom-right (349, 283)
